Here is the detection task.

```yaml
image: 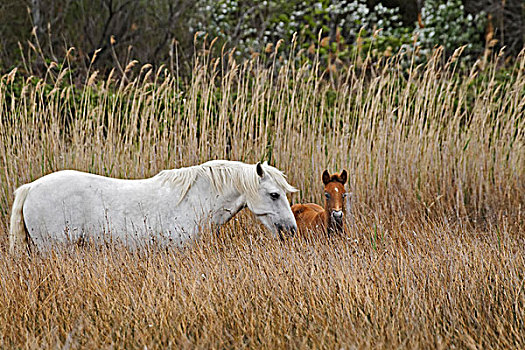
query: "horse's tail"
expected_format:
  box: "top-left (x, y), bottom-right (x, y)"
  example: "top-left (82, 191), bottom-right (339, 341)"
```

top-left (9, 184), bottom-right (31, 255)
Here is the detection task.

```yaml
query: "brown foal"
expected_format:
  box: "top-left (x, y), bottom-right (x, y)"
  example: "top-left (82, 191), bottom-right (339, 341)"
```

top-left (292, 170), bottom-right (348, 236)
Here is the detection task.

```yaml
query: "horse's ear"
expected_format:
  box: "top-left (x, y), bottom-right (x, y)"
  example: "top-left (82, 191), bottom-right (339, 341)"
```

top-left (339, 170), bottom-right (348, 184)
top-left (256, 162), bottom-right (265, 178)
top-left (322, 170), bottom-right (330, 185)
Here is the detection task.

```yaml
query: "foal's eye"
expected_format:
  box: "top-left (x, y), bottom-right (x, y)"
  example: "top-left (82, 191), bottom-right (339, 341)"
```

top-left (342, 193), bottom-right (348, 198)
top-left (270, 192), bottom-right (280, 200)
top-left (325, 192), bottom-right (330, 199)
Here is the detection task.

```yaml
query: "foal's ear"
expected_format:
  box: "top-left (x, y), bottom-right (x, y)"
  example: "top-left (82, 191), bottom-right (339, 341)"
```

top-left (339, 169), bottom-right (348, 184)
top-left (256, 162), bottom-right (265, 178)
top-left (322, 170), bottom-right (330, 185)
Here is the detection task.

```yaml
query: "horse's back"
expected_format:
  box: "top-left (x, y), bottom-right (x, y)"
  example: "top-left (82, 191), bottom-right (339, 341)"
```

top-left (291, 203), bottom-right (325, 232)
top-left (30, 169), bottom-right (132, 188)
top-left (22, 170), bottom-right (161, 249)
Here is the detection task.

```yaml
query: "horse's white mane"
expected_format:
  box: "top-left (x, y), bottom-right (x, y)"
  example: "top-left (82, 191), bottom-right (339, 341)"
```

top-left (154, 160), bottom-right (297, 203)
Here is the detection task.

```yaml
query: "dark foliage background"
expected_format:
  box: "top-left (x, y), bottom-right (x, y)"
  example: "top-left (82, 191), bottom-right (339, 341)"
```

top-left (0, 0), bottom-right (523, 77)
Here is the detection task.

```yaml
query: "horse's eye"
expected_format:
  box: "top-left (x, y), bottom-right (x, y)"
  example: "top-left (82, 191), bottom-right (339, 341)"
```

top-left (342, 193), bottom-right (348, 198)
top-left (325, 192), bottom-right (330, 199)
top-left (270, 192), bottom-right (280, 200)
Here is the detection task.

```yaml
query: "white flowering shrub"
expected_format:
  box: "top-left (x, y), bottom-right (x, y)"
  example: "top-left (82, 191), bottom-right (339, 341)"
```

top-left (190, 0), bottom-right (413, 60)
top-left (190, 0), bottom-right (295, 58)
top-left (286, 0), bottom-right (412, 57)
top-left (189, 0), bottom-right (487, 66)
top-left (415, 0), bottom-right (486, 61)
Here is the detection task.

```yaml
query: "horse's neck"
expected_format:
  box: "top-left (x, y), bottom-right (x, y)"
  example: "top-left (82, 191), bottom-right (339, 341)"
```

top-left (187, 177), bottom-right (246, 226)
top-left (211, 190), bottom-right (247, 225)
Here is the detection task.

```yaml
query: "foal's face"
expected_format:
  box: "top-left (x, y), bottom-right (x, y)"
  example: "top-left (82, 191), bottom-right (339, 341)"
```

top-left (322, 170), bottom-right (348, 224)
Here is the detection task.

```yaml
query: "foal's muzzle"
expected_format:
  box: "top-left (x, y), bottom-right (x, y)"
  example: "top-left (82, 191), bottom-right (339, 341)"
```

top-left (332, 210), bottom-right (344, 221)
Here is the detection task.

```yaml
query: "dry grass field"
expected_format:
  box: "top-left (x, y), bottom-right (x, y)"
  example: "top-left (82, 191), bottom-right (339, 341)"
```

top-left (0, 46), bottom-right (524, 348)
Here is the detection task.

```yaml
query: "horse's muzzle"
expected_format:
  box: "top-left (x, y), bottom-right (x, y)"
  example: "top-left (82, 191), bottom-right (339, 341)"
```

top-left (275, 223), bottom-right (297, 240)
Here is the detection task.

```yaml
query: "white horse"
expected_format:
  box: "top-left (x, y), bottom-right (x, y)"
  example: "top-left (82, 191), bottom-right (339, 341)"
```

top-left (9, 160), bottom-right (298, 253)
